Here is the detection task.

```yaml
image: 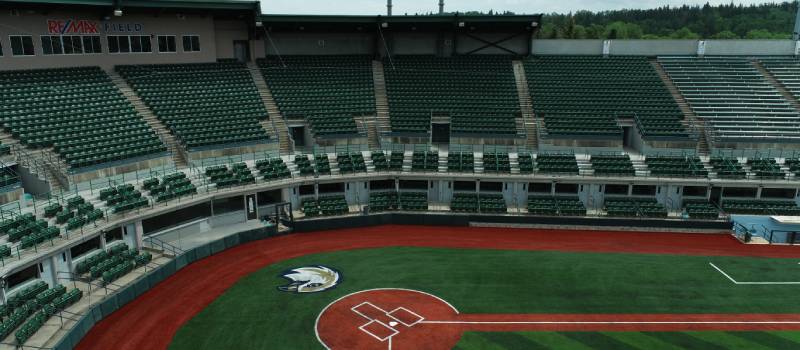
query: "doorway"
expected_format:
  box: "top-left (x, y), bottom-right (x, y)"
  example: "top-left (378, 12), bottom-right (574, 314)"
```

top-left (431, 123), bottom-right (450, 144)
top-left (290, 126), bottom-right (306, 147)
top-left (233, 40), bottom-right (250, 63)
top-left (710, 186), bottom-right (722, 206)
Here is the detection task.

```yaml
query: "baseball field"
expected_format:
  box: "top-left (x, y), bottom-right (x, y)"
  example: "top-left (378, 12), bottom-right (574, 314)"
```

top-left (77, 225), bottom-right (800, 349)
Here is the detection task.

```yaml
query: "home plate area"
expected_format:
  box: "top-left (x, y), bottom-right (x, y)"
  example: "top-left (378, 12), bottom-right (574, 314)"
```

top-left (316, 289), bottom-right (464, 350)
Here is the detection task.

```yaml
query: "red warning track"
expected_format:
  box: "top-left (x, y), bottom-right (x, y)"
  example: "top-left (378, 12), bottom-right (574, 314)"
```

top-left (77, 225), bottom-right (800, 350)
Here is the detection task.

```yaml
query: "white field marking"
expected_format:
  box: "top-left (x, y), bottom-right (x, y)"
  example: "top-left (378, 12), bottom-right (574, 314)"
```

top-left (315, 288), bottom-right (460, 350)
top-left (709, 262), bottom-right (800, 285)
top-left (420, 320), bottom-right (800, 325)
top-left (351, 301), bottom-right (389, 321)
top-left (387, 306), bottom-right (425, 327)
top-left (358, 319), bottom-right (398, 342)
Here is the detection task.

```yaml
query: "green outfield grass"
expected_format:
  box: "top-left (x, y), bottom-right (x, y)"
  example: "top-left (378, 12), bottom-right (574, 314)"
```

top-left (169, 247), bottom-right (800, 349)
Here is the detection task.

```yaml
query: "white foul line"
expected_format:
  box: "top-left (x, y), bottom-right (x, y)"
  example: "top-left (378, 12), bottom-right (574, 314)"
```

top-left (420, 320), bottom-right (800, 325)
top-left (709, 262), bottom-right (800, 285)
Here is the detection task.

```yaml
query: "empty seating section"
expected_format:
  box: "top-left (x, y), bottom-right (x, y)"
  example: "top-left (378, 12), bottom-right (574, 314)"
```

top-left (295, 155), bottom-right (314, 176)
top-left (527, 196), bottom-right (586, 216)
top-left (259, 56), bottom-right (373, 136)
top-left (483, 153), bottom-right (510, 173)
top-left (447, 152), bottom-right (474, 172)
top-left (315, 154), bottom-right (331, 175)
top-left (747, 158), bottom-right (786, 179)
top-left (517, 153), bottom-right (534, 174)
top-left (205, 163), bottom-right (255, 189)
top-left (100, 183), bottom-right (149, 214)
top-left (684, 200), bottom-right (720, 220)
top-left (660, 57), bottom-right (800, 143)
top-left (369, 191), bottom-right (398, 211)
top-left (2, 280), bottom-right (82, 345)
top-left (384, 55), bottom-right (519, 134)
top-left (535, 154), bottom-right (578, 174)
top-left (591, 155), bottom-right (635, 176)
top-left (760, 58), bottom-right (800, 101)
top-left (371, 151), bottom-right (388, 171)
top-left (0, 213), bottom-right (60, 249)
top-left (605, 198), bottom-right (667, 218)
top-left (337, 153), bottom-right (366, 174)
top-left (143, 172), bottom-right (197, 202)
top-left (645, 156), bottom-right (707, 177)
top-left (526, 56), bottom-right (686, 138)
top-left (117, 62), bottom-right (268, 149)
top-left (399, 192), bottom-right (428, 211)
top-left (389, 152), bottom-right (404, 171)
top-left (256, 158), bottom-right (291, 181)
top-left (0, 67), bottom-right (165, 169)
top-left (451, 193), bottom-right (478, 212)
top-left (412, 151), bottom-right (438, 171)
top-left (785, 158), bottom-right (800, 175)
top-left (709, 157), bottom-right (746, 179)
top-left (722, 200), bottom-right (800, 215)
top-left (302, 196), bottom-right (348, 217)
top-left (478, 194), bottom-right (507, 213)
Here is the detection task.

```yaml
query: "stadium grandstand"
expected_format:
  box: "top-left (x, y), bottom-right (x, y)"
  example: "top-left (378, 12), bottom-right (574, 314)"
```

top-left (1, 0), bottom-right (800, 349)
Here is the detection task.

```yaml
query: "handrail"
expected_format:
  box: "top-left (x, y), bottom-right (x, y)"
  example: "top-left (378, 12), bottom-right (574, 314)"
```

top-left (143, 235), bottom-right (185, 256)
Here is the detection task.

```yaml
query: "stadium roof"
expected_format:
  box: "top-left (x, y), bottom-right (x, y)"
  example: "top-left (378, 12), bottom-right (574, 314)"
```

top-left (0, 0), bottom-right (261, 11)
top-left (260, 14), bottom-right (543, 32)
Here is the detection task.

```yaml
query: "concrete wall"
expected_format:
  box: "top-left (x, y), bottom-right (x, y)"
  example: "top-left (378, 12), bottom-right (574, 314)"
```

top-left (532, 39), bottom-right (604, 55)
top-left (214, 19), bottom-right (249, 60)
top-left (455, 32), bottom-right (529, 55)
top-left (0, 10), bottom-right (236, 70)
top-left (610, 40), bottom-right (698, 56)
top-left (264, 32), bottom-right (376, 55)
top-left (392, 32), bottom-right (438, 55)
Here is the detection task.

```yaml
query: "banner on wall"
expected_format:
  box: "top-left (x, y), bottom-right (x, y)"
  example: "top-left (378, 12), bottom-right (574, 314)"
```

top-left (46, 19), bottom-right (144, 34)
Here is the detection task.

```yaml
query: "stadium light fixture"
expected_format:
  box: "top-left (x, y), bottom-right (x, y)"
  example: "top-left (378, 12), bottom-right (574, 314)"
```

top-left (458, 22), bottom-right (465, 27)
top-left (113, 8), bottom-right (123, 17)
top-left (256, 21), bottom-right (263, 27)
top-left (381, 22), bottom-right (389, 28)
top-left (531, 21), bottom-right (539, 27)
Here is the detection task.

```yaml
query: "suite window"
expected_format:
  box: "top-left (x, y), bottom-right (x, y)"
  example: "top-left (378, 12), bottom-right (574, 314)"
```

top-left (182, 35), bottom-right (200, 52)
top-left (158, 35), bottom-right (176, 53)
top-left (109, 35), bottom-right (150, 54)
top-left (10, 35), bottom-right (34, 56)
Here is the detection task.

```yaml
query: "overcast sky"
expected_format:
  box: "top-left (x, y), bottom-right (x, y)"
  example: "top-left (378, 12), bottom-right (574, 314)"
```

top-left (260, 0), bottom-right (773, 15)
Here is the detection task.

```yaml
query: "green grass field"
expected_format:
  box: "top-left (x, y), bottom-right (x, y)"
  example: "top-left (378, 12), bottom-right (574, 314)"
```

top-left (169, 247), bottom-right (800, 349)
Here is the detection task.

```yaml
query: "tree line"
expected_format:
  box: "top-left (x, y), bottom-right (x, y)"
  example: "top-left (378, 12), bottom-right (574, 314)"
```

top-left (538, 1), bottom-right (798, 39)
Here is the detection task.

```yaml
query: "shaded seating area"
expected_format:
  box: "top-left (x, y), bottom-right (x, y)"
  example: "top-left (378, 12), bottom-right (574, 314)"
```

top-left (259, 55), bottom-right (374, 136)
top-left (256, 158), bottom-right (291, 181)
top-left (399, 192), bottom-right (428, 211)
top-left (722, 199), bottom-right (800, 215)
top-left (369, 191), bottom-right (398, 211)
top-left (371, 151), bottom-right (388, 171)
top-left (205, 163), bottom-right (255, 189)
top-left (683, 200), bottom-right (720, 220)
top-left (447, 152), bottom-right (474, 172)
top-left (478, 194), bottom-right (507, 213)
top-left (451, 193), bottom-right (479, 212)
top-left (660, 57), bottom-right (800, 144)
top-left (0, 67), bottom-right (165, 169)
top-left (412, 151), bottom-right (438, 171)
top-left (483, 153), bottom-right (511, 173)
top-left (645, 155), bottom-right (707, 178)
top-left (590, 155), bottom-right (635, 176)
top-left (117, 62), bottom-right (269, 150)
top-left (337, 153), bottom-right (366, 174)
top-left (302, 195), bottom-right (349, 217)
top-left (389, 152), bottom-right (404, 171)
top-left (527, 196), bottom-right (586, 216)
top-left (143, 172), bottom-right (197, 203)
top-left (535, 154), bottom-right (578, 174)
top-left (605, 198), bottom-right (668, 218)
top-left (747, 158), bottom-right (785, 179)
top-left (518, 153), bottom-right (534, 174)
top-left (709, 157), bottom-right (746, 179)
top-left (384, 55), bottom-right (519, 135)
top-left (525, 56), bottom-right (687, 139)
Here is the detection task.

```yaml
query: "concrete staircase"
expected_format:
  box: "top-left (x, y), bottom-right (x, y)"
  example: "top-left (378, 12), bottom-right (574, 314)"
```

top-left (0, 129), bottom-right (67, 192)
top-left (650, 60), bottom-right (710, 156)
top-left (512, 61), bottom-right (538, 151)
top-left (247, 62), bottom-right (292, 153)
top-left (576, 154), bottom-right (594, 176)
top-left (752, 60), bottom-right (800, 111)
top-left (371, 61), bottom-right (392, 140)
top-left (107, 70), bottom-right (188, 168)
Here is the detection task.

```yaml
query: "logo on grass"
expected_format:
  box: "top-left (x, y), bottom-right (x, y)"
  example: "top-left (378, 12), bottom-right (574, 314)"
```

top-left (278, 265), bottom-right (340, 293)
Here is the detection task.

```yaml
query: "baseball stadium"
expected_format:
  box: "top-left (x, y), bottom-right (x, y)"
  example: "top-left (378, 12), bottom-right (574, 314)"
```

top-left (2, 0), bottom-right (800, 349)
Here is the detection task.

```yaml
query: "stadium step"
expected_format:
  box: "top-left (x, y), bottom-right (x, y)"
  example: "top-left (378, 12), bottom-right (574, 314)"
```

top-left (106, 69), bottom-right (188, 169)
top-left (509, 153), bottom-right (520, 174)
top-left (512, 61), bottom-right (538, 151)
top-left (247, 62), bottom-right (293, 153)
top-left (402, 151), bottom-right (413, 172)
top-left (650, 60), bottom-right (710, 156)
top-left (752, 59), bottom-right (800, 112)
top-left (576, 155), bottom-right (594, 176)
top-left (371, 61), bottom-right (392, 137)
top-left (474, 152), bottom-right (484, 174)
top-left (0, 129), bottom-right (68, 193)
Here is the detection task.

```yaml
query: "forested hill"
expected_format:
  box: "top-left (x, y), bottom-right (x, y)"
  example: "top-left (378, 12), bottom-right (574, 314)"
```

top-left (538, 1), bottom-right (797, 39)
